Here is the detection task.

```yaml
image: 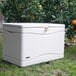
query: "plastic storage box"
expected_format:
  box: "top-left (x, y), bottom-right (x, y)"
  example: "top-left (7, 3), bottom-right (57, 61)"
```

top-left (3, 23), bottom-right (65, 67)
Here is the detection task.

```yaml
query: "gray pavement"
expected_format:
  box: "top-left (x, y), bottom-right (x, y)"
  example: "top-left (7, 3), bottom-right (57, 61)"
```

top-left (0, 12), bottom-right (4, 29)
top-left (0, 20), bottom-right (4, 29)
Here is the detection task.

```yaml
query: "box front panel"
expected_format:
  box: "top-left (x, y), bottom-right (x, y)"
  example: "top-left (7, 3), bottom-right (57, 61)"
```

top-left (21, 27), bottom-right (64, 61)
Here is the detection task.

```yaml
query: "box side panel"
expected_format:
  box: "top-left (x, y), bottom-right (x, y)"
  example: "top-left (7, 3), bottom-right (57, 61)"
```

top-left (2, 30), bottom-right (22, 61)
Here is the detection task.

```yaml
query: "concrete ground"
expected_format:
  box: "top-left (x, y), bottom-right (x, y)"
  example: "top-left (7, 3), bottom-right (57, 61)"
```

top-left (0, 20), bottom-right (4, 29)
top-left (0, 12), bottom-right (4, 29)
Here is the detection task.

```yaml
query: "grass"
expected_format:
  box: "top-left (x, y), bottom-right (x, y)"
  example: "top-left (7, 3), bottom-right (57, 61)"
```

top-left (0, 35), bottom-right (76, 76)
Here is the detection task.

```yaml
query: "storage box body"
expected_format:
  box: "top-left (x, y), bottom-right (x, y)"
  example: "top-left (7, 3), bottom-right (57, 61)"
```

top-left (3, 23), bottom-right (65, 67)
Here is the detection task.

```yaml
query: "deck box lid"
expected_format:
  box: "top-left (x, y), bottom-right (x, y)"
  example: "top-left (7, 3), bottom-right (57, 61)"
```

top-left (3, 23), bottom-right (65, 35)
top-left (3, 23), bottom-right (65, 28)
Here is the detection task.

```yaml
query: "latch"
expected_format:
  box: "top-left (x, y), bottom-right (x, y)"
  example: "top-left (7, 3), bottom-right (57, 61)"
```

top-left (44, 25), bottom-right (49, 33)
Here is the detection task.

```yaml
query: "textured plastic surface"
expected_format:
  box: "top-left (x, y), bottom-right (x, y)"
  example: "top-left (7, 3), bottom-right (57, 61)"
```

top-left (3, 23), bottom-right (65, 67)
